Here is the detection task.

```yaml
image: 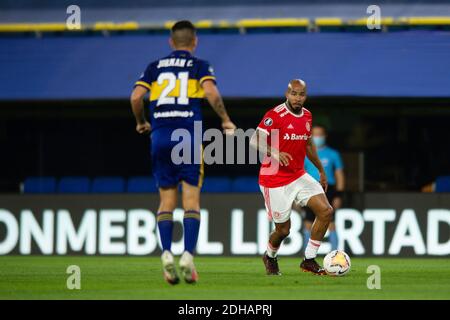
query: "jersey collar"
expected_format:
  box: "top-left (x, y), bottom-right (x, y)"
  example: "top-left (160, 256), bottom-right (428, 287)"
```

top-left (284, 102), bottom-right (304, 118)
top-left (171, 50), bottom-right (192, 57)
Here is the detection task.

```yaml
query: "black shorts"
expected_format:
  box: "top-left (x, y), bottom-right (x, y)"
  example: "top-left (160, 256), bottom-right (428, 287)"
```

top-left (302, 185), bottom-right (338, 222)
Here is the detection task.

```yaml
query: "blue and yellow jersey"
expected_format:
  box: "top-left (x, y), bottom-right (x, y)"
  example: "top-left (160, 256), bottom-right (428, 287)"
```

top-left (134, 50), bottom-right (216, 131)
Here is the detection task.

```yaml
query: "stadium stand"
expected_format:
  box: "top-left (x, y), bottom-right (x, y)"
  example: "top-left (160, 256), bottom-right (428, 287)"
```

top-left (435, 176), bottom-right (450, 193)
top-left (57, 176), bottom-right (91, 193)
top-left (91, 176), bottom-right (126, 193)
top-left (231, 176), bottom-right (261, 192)
top-left (1, 0), bottom-right (449, 28)
top-left (23, 177), bottom-right (57, 193)
top-left (23, 176), bottom-right (257, 194)
top-left (127, 176), bottom-right (158, 193)
top-left (200, 177), bottom-right (233, 193)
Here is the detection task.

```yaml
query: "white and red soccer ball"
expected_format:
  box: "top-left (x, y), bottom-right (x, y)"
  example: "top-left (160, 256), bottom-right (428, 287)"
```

top-left (323, 250), bottom-right (351, 276)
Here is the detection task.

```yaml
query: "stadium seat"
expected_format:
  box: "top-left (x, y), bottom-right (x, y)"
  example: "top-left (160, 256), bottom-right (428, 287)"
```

top-left (91, 176), bottom-right (125, 193)
top-left (58, 176), bottom-right (91, 193)
top-left (127, 176), bottom-right (158, 193)
top-left (435, 176), bottom-right (450, 192)
top-left (231, 176), bottom-right (260, 192)
top-left (23, 177), bottom-right (57, 193)
top-left (201, 177), bottom-right (232, 193)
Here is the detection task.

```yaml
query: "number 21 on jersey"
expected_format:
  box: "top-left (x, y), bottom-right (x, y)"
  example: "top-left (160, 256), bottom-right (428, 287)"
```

top-left (156, 72), bottom-right (189, 106)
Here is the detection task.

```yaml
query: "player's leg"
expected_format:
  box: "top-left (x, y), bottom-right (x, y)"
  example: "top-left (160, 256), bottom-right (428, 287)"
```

top-left (178, 181), bottom-right (200, 283)
top-left (308, 193), bottom-right (333, 242)
top-left (263, 219), bottom-right (290, 275)
top-left (260, 185), bottom-right (292, 275)
top-left (157, 185), bottom-right (180, 285)
top-left (268, 220), bottom-right (291, 256)
top-left (157, 187), bottom-right (178, 250)
top-left (178, 149), bottom-right (202, 283)
top-left (294, 173), bottom-right (333, 275)
top-left (151, 127), bottom-right (182, 284)
top-left (300, 193), bottom-right (333, 274)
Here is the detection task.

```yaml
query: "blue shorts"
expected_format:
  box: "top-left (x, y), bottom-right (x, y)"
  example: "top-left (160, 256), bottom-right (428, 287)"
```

top-left (150, 126), bottom-right (203, 189)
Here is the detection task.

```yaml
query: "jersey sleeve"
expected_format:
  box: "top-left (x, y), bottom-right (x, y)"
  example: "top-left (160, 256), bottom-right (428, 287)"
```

top-left (198, 60), bottom-right (216, 85)
top-left (134, 64), bottom-right (153, 91)
top-left (257, 111), bottom-right (277, 135)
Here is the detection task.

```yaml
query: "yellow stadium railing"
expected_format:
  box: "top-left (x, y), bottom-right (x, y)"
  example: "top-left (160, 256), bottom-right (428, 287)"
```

top-left (0, 17), bottom-right (449, 33)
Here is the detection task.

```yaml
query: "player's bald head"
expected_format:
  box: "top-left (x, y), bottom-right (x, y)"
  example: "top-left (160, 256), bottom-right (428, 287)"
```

top-left (287, 79), bottom-right (306, 93)
top-left (171, 20), bottom-right (197, 48)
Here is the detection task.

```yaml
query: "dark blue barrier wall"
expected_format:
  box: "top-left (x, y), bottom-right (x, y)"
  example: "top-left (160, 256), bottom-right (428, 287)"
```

top-left (1, 32), bottom-right (449, 100)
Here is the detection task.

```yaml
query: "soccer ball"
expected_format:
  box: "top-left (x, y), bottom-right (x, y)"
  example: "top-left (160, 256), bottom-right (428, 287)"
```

top-left (323, 250), bottom-right (351, 276)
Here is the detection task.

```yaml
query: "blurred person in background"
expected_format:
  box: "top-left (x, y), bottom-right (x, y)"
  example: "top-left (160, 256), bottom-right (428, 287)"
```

top-left (302, 124), bottom-right (345, 251)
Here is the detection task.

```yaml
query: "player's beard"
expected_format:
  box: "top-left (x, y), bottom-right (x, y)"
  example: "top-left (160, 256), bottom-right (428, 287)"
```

top-left (287, 100), bottom-right (303, 113)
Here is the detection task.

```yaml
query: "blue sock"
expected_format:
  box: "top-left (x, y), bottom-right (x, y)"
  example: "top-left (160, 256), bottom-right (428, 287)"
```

top-left (157, 211), bottom-right (173, 252)
top-left (183, 210), bottom-right (201, 254)
top-left (329, 230), bottom-right (338, 251)
top-left (303, 230), bottom-right (311, 251)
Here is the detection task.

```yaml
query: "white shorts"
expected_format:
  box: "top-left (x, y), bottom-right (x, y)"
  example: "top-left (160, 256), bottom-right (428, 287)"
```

top-left (259, 173), bottom-right (325, 224)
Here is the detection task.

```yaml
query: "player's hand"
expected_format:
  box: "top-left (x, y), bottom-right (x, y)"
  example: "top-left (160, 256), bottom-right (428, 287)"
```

top-left (222, 120), bottom-right (236, 136)
top-left (319, 171), bottom-right (328, 192)
top-left (136, 121), bottom-right (151, 135)
top-left (273, 151), bottom-right (293, 166)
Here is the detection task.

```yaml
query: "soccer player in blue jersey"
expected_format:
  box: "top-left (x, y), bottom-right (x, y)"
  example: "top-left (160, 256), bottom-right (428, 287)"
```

top-left (130, 20), bottom-right (236, 284)
top-left (303, 124), bottom-right (345, 251)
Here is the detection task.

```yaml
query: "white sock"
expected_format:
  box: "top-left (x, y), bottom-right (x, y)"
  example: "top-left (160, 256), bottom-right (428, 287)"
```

top-left (267, 242), bottom-right (279, 258)
top-left (305, 239), bottom-right (321, 259)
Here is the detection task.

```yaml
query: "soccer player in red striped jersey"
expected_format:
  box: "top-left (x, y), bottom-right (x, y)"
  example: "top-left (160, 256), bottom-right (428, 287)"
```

top-left (250, 79), bottom-right (333, 275)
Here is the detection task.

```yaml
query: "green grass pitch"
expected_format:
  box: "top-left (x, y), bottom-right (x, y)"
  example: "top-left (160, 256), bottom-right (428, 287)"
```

top-left (0, 256), bottom-right (449, 300)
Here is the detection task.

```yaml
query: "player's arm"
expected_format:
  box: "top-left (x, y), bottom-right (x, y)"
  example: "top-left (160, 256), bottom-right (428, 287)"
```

top-left (332, 168), bottom-right (345, 208)
top-left (306, 137), bottom-right (328, 191)
top-left (130, 85), bottom-right (151, 134)
top-left (201, 80), bottom-right (236, 134)
top-left (335, 169), bottom-right (345, 192)
top-left (249, 129), bottom-right (292, 166)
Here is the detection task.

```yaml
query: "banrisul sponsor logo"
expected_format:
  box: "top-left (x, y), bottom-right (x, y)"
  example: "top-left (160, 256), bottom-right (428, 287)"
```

top-left (283, 133), bottom-right (309, 140)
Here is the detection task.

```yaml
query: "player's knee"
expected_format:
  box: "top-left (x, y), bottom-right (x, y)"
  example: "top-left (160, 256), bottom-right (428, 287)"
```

top-left (323, 206), bottom-right (334, 221)
top-left (182, 201), bottom-right (200, 212)
top-left (159, 199), bottom-right (177, 212)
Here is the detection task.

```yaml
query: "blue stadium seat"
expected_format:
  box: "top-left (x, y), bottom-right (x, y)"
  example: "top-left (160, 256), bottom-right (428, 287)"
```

top-left (232, 176), bottom-right (260, 192)
top-left (127, 176), bottom-right (158, 193)
top-left (91, 176), bottom-right (125, 193)
top-left (201, 177), bottom-right (232, 193)
top-left (58, 176), bottom-right (91, 193)
top-left (23, 177), bottom-right (57, 193)
top-left (435, 176), bottom-right (450, 192)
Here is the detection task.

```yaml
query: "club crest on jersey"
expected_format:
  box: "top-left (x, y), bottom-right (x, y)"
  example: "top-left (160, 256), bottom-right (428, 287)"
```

top-left (306, 122), bottom-right (311, 132)
top-left (264, 118), bottom-right (273, 126)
